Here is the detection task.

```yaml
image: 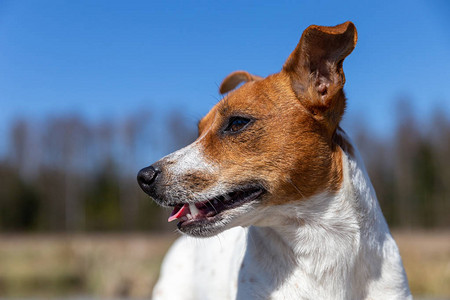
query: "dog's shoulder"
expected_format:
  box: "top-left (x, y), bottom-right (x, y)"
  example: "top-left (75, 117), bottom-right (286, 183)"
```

top-left (152, 227), bottom-right (247, 300)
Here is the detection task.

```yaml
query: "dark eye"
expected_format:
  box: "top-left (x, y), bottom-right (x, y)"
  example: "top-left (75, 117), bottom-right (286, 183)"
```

top-left (224, 117), bottom-right (251, 133)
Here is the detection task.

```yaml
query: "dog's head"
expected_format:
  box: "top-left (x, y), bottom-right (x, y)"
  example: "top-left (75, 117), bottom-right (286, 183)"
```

top-left (138, 22), bottom-right (357, 237)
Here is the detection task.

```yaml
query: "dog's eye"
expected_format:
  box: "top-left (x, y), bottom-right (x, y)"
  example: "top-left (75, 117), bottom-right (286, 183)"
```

top-left (224, 117), bottom-right (251, 133)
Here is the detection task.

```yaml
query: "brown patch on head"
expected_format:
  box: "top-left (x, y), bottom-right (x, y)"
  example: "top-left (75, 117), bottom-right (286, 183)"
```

top-left (192, 22), bottom-right (357, 206)
top-left (196, 73), bottom-right (341, 205)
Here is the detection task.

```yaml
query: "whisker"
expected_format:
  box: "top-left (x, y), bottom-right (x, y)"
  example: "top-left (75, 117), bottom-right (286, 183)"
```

top-left (206, 199), bottom-right (219, 214)
top-left (287, 178), bottom-right (305, 198)
top-left (214, 195), bottom-right (226, 206)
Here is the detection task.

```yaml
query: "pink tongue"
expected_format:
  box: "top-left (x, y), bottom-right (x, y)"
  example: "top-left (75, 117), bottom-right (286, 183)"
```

top-left (168, 204), bottom-right (190, 222)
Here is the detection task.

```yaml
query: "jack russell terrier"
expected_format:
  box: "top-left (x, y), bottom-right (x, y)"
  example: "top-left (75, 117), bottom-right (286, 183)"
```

top-left (138, 21), bottom-right (411, 299)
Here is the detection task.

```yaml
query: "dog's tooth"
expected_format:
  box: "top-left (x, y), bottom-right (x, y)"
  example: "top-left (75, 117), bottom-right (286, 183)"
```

top-left (189, 203), bottom-right (199, 216)
top-left (206, 211), bottom-right (216, 217)
top-left (186, 213), bottom-right (192, 220)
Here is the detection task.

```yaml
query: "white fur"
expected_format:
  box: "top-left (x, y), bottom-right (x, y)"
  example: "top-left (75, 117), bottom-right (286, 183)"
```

top-left (152, 133), bottom-right (411, 299)
top-left (162, 112), bottom-right (218, 177)
top-left (163, 140), bottom-right (215, 175)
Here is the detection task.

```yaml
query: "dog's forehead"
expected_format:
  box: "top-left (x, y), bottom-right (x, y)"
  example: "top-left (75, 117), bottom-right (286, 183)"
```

top-left (199, 74), bottom-right (297, 131)
top-left (221, 83), bottom-right (275, 113)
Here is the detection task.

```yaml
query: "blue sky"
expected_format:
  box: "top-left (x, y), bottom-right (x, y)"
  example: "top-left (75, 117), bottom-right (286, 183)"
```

top-left (1, 0), bottom-right (449, 156)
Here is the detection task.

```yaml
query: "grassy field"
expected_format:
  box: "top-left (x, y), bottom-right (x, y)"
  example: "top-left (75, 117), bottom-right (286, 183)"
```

top-left (0, 230), bottom-right (448, 299)
top-left (393, 231), bottom-right (450, 297)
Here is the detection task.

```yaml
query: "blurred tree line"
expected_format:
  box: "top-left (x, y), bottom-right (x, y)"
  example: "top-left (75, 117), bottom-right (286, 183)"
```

top-left (0, 110), bottom-right (197, 232)
top-left (355, 100), bottom-right (450, 228)
top-left (0, 99), bottom-right (449, 232)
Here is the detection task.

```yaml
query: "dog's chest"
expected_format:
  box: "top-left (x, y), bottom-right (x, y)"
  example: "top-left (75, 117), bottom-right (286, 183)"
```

top-left (153, 227), bottom-right (247, 299)
top-left (192, 228), bottom-right (247, 298)
top-left (236, 260), bottom-right (309, 300)
top-left (234, 226), bottom-right (339, 300)
top-left (154, 227), bottom-right (306, 299)
top-left (155, 226), bottom-right (322, 300)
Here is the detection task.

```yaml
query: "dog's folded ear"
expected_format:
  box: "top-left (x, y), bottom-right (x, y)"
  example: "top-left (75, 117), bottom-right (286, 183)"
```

top-left (219, 71), bottom-right (263, 94)
top-left (283, 21), bottom-right (357, 133)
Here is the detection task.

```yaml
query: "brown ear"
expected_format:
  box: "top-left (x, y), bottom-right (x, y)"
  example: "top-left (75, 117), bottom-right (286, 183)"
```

top-left (219, 70), bottom-right (263, 94)
top-left (283, 21), bottom-right (357, 132)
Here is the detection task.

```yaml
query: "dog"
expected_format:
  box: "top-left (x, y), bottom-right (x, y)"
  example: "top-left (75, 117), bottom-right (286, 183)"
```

top-left (137, 21), bottom-right (411, 300)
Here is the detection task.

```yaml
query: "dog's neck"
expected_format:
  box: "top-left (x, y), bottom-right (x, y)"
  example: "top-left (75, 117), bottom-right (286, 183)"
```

top-left (240, 132), bottom-right (408, 299)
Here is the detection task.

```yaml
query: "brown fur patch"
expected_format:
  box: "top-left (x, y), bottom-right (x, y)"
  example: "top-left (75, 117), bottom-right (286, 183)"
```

top-left (197, 72), bottom-right (345, 206)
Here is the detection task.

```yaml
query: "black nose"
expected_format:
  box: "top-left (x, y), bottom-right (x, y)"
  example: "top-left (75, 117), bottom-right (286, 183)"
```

top-left (137, 166), bottom-right (160, 195)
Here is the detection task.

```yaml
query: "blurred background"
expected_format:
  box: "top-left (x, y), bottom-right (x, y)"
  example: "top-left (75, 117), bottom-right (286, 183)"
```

top-left (0, 0), bottom-right (449, 299)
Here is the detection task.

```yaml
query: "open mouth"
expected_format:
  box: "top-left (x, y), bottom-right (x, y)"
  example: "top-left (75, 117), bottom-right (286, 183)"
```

top-left (167, 186), bottom-right (265, 228)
